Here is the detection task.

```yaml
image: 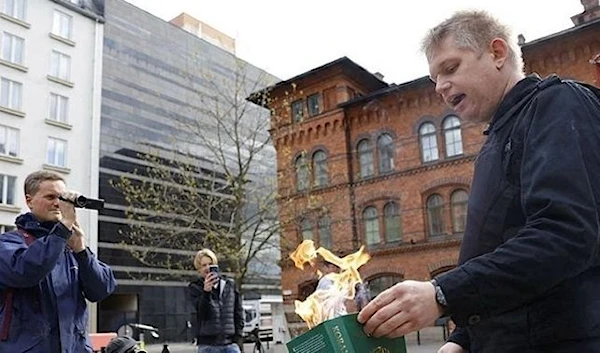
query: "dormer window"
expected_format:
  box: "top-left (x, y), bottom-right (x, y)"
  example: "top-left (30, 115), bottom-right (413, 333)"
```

top-left (307, 93), bottom-right (321, 116)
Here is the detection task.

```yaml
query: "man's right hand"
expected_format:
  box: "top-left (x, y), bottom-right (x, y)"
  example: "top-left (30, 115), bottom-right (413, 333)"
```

top-left (438, 342), bottom-right (467, 353)
top-left (203, 272), bottom-right (218, 292)
top-left (58, 191), bottom-right (78, 230)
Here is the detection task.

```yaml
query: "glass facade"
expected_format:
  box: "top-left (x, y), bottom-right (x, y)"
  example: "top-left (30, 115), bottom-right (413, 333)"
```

top-left (98, 0), bottom-right (279, 341)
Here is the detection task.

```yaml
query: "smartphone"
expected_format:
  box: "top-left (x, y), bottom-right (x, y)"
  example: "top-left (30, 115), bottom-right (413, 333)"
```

top-left (209, 264), bottom-right (219, 277)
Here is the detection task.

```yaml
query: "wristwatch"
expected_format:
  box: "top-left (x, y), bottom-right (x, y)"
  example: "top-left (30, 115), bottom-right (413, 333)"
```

top-left (430, 279), bottom-right (448, 309)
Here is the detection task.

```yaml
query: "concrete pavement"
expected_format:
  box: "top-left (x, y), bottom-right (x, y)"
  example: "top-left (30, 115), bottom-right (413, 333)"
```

top-left (145, 326), bottom-right (447, 353)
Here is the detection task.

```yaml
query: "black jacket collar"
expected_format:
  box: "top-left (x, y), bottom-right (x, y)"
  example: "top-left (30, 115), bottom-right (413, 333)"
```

top-left (486, 74), bottom-right (541, 135)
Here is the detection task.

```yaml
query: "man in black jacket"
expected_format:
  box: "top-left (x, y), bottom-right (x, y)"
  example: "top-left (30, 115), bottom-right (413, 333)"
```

top-left (357, 10), bottom-right (600, 353)
top-left (188, 249), bottom-right (244, 353)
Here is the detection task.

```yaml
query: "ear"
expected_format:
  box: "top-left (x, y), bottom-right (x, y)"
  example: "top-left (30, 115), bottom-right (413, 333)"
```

top-left (25, 194), bottom-right (33, 209)
top-left (489, 38), bottom-right (510, 69)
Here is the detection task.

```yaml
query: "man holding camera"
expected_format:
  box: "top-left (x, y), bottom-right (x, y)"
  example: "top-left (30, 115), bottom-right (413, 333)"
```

top-left (0, 170), bottom-right (116, 353)
top-left (188, 248), bottom-right (244, 353)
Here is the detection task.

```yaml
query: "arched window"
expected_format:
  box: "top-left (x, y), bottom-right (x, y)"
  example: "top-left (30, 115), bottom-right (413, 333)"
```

top-left (419, 122), bottom-right (439, 163)
top-left (377, 134), bottom-right (394, 173)
top-left (318, 216), bottom-right (332, 249)
top-left (300, 219), bottom-right (313, 241)
top-left (384, 202), bottom-right (402, 242)
top-left (451, 189), bottom-right (469, 233)
top-left (357, 139), bottom-right (374, 178)
top-left (295, 155), bottom-right (309, 191)
top-left (368, 274), bottom-right (403, 298)
top-left (363, 206), bottom-right (380, 245)
top-left (427, 194), bottom-right (444, 236)
top-left (312, 150), bottom-right (328, 187)
top-left (443, 116), bottom-right (463, 157)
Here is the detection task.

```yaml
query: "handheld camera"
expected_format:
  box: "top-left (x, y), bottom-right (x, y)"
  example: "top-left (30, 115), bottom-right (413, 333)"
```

top-left (59, 195), bottom-right (105, 210)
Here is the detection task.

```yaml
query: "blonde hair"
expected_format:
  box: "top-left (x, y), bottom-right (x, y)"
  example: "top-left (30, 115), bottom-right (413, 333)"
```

top-left (194, 248), bottom-right (218, 270)
top-left (421, 10), bottom-right (523, 73)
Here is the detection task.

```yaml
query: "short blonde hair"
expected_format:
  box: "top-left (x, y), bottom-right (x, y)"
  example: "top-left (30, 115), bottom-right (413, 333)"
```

top-left (421, 10), bottom-right (523, 73)
top-left (194, 248), bottom-right (218, 270)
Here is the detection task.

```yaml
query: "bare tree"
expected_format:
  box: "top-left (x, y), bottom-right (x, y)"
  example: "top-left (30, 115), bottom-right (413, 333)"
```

top-left (111, 58), bottom-right (282, 291)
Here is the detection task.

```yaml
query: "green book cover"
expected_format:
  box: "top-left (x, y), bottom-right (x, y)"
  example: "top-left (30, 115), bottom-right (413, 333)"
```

top-left (287, 313), bottom-right (407, 353)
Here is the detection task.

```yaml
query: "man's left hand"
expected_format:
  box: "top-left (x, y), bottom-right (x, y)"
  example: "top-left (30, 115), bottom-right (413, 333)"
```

top-left (67, 220), bottom-right (86, 253)
top-left (357, 280), bottom-right (443, 338)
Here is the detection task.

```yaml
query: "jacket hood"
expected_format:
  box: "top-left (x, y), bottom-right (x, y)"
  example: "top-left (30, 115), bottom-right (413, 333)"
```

top-left (15, 212), bottom-right (59, 238)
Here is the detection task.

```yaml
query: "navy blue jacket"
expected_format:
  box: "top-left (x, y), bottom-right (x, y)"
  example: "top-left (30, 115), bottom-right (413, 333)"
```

top-left (437, 75), bottom-right (600, 352)
top-left (0, 213), bottom-right (116, 353)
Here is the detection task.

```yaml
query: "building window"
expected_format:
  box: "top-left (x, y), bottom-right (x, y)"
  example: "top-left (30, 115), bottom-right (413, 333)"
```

top-left (358, 139), bottom-right (374, 178)
top-left (291, 100), bottom-right (303, 123)
top-left (377, 134), bottom-right (394, 173)
top-left (0, 77), bottom-right (22, 110)
top-left (363, 206), bottom-right (380, 246)
top-left (312, 150), bottom-right (328, 188)
top-left (451, 189), bottom-right (468, 233)
top-left (0, 173), bottom-right (16, 205)
top-left (295, 154), bottom-right (309, 191)
top-left (1, 32), bottom-right (24, 65)
top-left (1, 0), bottom-right (26, 21)
top-left (0, 224), bottom-right (16, 233)
top-left (427, 194), bottom-right (444, 237)
top-left (318, 216), bottom-right (332, 249)
top-left (52, 10), bottom-right (72, 40)
top-left (419, 122), bottom-right (439, 163)
top-left (443, 116), bottom-right (463, 157)
top-left (307, 94), bottom-right (321, 116)
top-left (368, 274), bottom-right (402, 298)
top-left (0, 125), bottom-right (18, 157)
top-left (50, 51), bottom-right (71, 81)
top-left (300, 219), bottom-right (313, 241)
top-left (46, 137), bottom-right (66, 167)
top-left (49, 93), bottom-right (68, 123)
top-left (384, 202), bottom-right (402, 242)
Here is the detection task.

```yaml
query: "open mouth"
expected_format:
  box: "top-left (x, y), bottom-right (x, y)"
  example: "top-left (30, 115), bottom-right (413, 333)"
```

top-left (450, 94), bottom-right (465, 108)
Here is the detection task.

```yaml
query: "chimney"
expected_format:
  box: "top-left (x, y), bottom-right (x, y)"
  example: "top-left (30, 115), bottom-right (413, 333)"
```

top-left (373, 72), bottom-right (385, 81)
top-left (517, 34), bottom-right (526, 46)
top-left (571, 0), bottom-right (600, 25)
top-left (582, 0), bottom-right (599, 10)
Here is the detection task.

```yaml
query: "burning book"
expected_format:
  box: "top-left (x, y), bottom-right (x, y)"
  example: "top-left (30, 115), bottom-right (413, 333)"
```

top-left (286, 240), bottom-right (406, 353)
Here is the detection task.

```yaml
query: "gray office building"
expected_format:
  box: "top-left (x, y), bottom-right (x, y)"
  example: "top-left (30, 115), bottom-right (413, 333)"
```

top-left (97, 0), bottom-right (279, 341)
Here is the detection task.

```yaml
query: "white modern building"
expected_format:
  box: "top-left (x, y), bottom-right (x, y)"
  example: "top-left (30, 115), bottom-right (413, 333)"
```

top-left (0, 0), bottom-right (104, 328)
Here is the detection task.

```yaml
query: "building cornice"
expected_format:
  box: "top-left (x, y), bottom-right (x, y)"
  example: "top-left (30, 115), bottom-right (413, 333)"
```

top-left (50, 0), bottom-right (105, 22)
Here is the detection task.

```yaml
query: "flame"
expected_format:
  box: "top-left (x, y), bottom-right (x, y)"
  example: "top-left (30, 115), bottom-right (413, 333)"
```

top-left (290, 240), bottom-right (371, 328)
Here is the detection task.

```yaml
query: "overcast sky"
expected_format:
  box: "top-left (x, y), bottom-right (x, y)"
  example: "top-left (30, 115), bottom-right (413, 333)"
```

top-left (123, 0), bottom-right (584, 84)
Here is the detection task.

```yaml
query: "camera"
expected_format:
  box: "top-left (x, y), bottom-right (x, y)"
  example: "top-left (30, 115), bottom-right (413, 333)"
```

top-left (59, 195), bottom-right (105, 210)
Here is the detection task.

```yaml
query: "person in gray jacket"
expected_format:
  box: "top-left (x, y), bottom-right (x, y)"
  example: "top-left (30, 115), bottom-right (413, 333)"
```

top-left (188, 249), bottom-right (244, 353)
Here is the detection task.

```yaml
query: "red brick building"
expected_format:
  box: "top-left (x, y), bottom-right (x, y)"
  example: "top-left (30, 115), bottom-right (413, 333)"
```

top-left (251, 2), bottom-right (600, 334)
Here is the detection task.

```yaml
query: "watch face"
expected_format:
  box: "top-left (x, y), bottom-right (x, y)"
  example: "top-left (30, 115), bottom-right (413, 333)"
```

top-left (435, 286), bottom-right (447, 307)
